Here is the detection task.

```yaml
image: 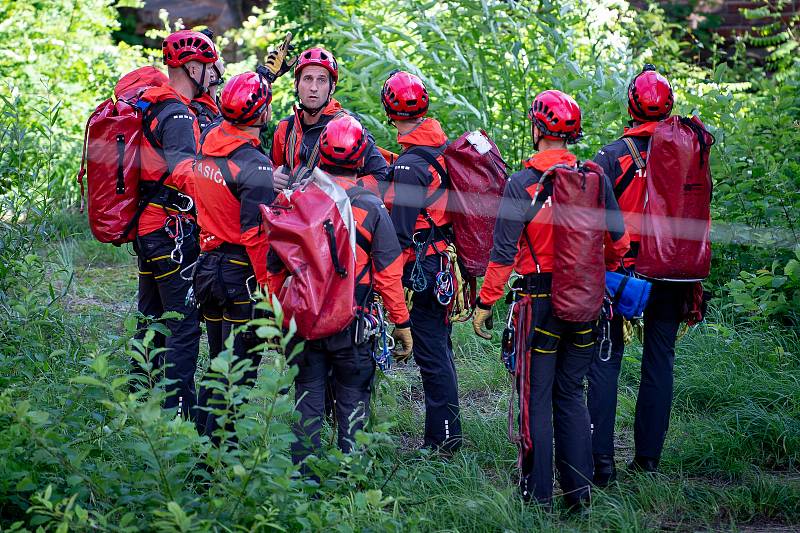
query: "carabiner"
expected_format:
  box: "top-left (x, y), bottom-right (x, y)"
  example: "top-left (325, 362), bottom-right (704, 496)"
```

top-left (180, 260), bottom-right (197, 281)
top-left (171, 246), bottom-right (184, 265)
top-left (245, 275), bottom-right (258, 302)
top-left (174, 193), bottom-right (194, 213)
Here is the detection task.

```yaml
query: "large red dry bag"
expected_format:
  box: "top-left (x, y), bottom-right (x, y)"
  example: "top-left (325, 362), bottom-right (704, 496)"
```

top-left (444, 130), bottom-right (508, 277)
top-left (636, 116), bottom-right (714, 281)
top-left (77, 66), bottom-right (169, 245)
top-left (402, 130), bottom-right (507, 278)
top-left (544, 161), bottom-right (607, 322)
top-left (261, 169), bottom-right (359, 341)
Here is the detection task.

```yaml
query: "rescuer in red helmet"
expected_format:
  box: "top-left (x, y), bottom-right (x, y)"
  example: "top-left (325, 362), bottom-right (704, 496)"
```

top-left (472, 90), bottom-right (629, 508)
top-left (267, 115), bottom-right (411, 469)
top-left (380, 69), bottom-right (465, 455)
top-left (270, 47), bottom-right (389, 192)
top-left (130, 30), bottom-right (220, 420)
top-left (586, 65), bottom-right (688, 484)
top-left (191, 71), bottom-right (276, 441)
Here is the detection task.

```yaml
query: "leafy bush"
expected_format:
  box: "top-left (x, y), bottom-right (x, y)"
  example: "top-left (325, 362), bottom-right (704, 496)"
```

top-left (720, 247), bottom-right (800, 324)
top-left (0, 0), bottom-right (147, 204)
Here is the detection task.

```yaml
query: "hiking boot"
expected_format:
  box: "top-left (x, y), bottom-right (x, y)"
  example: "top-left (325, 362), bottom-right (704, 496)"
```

top-left (628, 455), bottom-right (659, 473)
top-left (592, 454), bottom-right (617, 487)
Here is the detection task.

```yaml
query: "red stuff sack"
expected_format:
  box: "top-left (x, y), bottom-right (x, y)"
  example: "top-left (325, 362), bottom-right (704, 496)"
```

top-left (547, 161), bottom-right (607, 322)
top-left (444, 130), bottom-right (508, 277)
top-left (637, 116), bottom-right (714, 281)
top-left (77, 66), bottom-right (169, 245)
top-left (405, 130), bottom-right (508, 278)
top-left (261, 169), bottom-right (360, 340)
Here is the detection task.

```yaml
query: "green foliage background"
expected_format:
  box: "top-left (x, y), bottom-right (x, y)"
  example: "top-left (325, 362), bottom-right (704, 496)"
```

top-left (1, 0), bottom-right (799, 530)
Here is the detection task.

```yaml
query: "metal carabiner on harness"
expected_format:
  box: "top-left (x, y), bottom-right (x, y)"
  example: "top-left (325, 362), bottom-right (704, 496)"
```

top-left (368, 302), bottom-right (394, 372)
top-left (434, 254), bottom-right (455, 306)
top-left (597, 297), bottom-right (614, 362)
top-left (180, 260), bottom-right (197, 281)
top-left (501, 301), bottom-right (517, 373)
top-left (174, 192), bottom-right (194, 213)
top-left (245, 275), bottom-right (258, 302)
top-left (410, 233), bottom-right (430, 293)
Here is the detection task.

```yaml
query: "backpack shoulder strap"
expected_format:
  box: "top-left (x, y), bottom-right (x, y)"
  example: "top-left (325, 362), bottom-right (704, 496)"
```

top-left (139, 97), bottom-right (180, 150)
top-left (521, 171), bottom-right (552, 272)
top-left (213, 144), bottom-right (250, 201)
top-left (404, 146), bottom-right (450, 209)
top-left (346, 186), bottom-right (373, 254)
top-left (614, 137), bottom-right (646, 198)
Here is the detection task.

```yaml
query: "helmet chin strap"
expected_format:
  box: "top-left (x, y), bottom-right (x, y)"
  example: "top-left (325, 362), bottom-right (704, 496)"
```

top-left (182, 63), bottom-right (208, 99)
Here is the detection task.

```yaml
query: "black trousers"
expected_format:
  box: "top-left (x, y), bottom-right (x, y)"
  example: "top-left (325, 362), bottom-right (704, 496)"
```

top-left (405, 254), bottom-right (462, 452)
top-left (291, 326), bottom-right (375, 466)
top-left (134, 224), bottom-right (200, 419)
top-left (520, 295), bottom-right (594, 506)
top-left (587, 280), bottom-right (688, 462)
top-left (193, 247), bottom-right (261, 440)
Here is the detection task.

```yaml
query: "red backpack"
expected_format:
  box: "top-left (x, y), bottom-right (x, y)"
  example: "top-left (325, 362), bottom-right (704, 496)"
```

top-left (77, 66), bottom-right (169, 245)
top-left (261, 170), bottom-right (369, 340)
top-left (404, 130), bottom-right (508, 278)
top-left (634, 116), bottom-right (714, 281)
top-left (527, 162), bottom-right (607, 322)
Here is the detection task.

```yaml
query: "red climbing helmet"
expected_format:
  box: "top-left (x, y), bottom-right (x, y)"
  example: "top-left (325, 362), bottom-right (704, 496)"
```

top-left (528, 90), bottom-right (583, 143)
top-left (627, 64), bottom-right (674, 122)
top-left (319, 115), bottom-right (367, 169)
top-left (382, 70), bottom-right (429, 120)
top-left (162, 30), bottom-right (218, 67)
top-left (219, 72), bottom-right (272, 126)
top-left (295, 47), bottom-right (339, 84)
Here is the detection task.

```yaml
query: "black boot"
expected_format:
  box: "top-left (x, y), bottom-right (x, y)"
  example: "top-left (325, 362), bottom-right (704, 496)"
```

top-left (593, 454), bottom-right (617, 487)
top-left (628, 455), bottom-right (659, 473)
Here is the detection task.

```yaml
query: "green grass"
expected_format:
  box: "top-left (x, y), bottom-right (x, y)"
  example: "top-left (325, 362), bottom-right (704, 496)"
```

top-left (2, 227), bottom-right (799, 531)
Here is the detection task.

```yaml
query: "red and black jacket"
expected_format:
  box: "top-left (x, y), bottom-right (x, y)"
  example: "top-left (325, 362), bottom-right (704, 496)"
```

top-left (266, 175), bottom-right (410, 327)
top-left (194, 121), bottom-right (275, 285)
top-left (478, 149), bottom-right (630, 306)
top-left (594, 121), bottom-right (658, 266)
top-left (190, 93), bottom-right (221, 133)
top-left (270, 98), bottom-right (388, 184)
top-left (137, 85), bottom-right (200, 236)
top-left (388, 118), bottom-right (451, 264)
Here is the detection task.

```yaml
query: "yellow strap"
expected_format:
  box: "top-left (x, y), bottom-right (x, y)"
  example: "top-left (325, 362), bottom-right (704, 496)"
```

top-left (575, 328), bottom-right (593, 335)
top-left (147, 254), bottom-right (172, 262)
top-left (534, 327), bottom-right (561, 339)
top-left (154, 266), bottom-right (180, 280)
top-left (232, 300), bottom-right (252, 305)
top-left (519, 292), bottom-right (550, 298)
top-left (229, 259), bottom-right (250, 267)
top-left (534, 348), bottom-right (557, 354)
top-left (203, 315), bottom-right (223, 322)
top-left (147, 202), bottom-right (179, 212)
top-left (574, 341), bottom-right (595, 348)
top-left (223, 315), bottom-right (249, 324)
top-left (138, 270), bottom-right (153, 275)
